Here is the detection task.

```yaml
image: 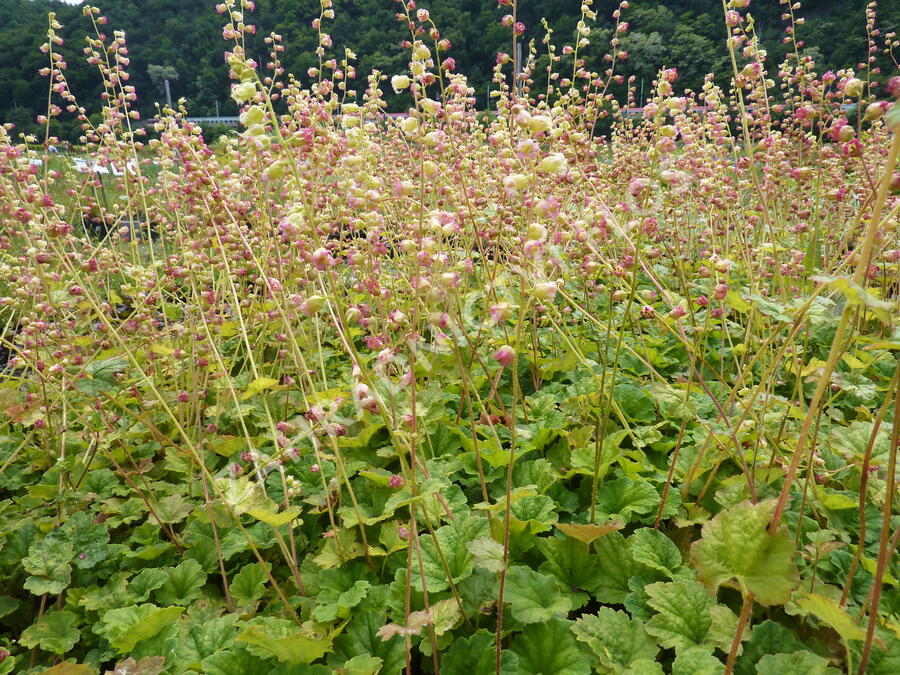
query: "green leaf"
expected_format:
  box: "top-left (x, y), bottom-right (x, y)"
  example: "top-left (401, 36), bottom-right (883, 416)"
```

top-left (812, 275), bottom-right (894, 325)
top-left (625, 576), bottom-right (657, 621)
top-left (0, 595), bottom-right (20, 618)
top-left (734, 621), bottom-right (805, 675)
top-left (831, 420), bottom-right (893, 460)
top-left (595, 477), bottom-right (659, 521)
top-left (538, 536), bottom-right (605, 606)
top-left (128, 568), bottom-right (169, 602)
top-left (755, 651), bottom-right (834, 675)
top-left (20, 610), bottom-right (81, 654)
top-left (615, 383), bottom-right (657, 423)
top-left (571, 429), bottom-right (629, 476)
top-left (866, 633), bottom-right (900, 675)
top-left (231, 562), bottom-right (270, 606)
top-left (625, 659), bottom-right (665, 674)
top-left (216, 476), bottom-right (270, 515)
top-left (593, 531), bottom-right (640, 603)
top-left (572, 608), bottom-right (659, 669)
top-left (313, 564), bottom-right (374, 621)
top-left (23, 534), bottom-right (74, 596)
top-left (648, 383), bottom-right (696, 421)
top-left (672, 647), bottom-right (725, 675)
top-left (313, 576), bottom-right (370, 623)
top-left (411, 515), bottom-right (490, 592)
top-left (629, 528), bottom-right (684, 579)
top-left (793, 591), bottom-right (866, 641)
top-left (511, 617), bottom-right (592, 674)
top-left (832, 371), bottom-right (878, 404)
top-left (645, 580), bottom-right (714, 652)
top-left (75, 356), bottom-right (128, 395)
top-left (79, 574), bottom-right (129, 611)
top-left (343, 655), bottom-right (383, 675)
top-left (509, 494), bottom-right (558, 532)
top-left (61, 511), bottom-right (110, 569)
top-left (708, 605), bottom-right (740, 653)
top-left (504, 566), bottom-right (572, 624)
top-left (332, 609), bottom-right (405, 674)
top-left (155, 559), bottom-right (207, 606)
top-left (441, 629), bottom-right (518, 675)
top-left (744, 294), bottom-right (793, 322)
top-left (237, 624), bottom-right (332, 665)
top-left (467, 536), bottom-right (506, 573)
top-left (97, 604), bottom-right (184, 653)
top-left (691, 500), bottom-right (799, 605)
top-left (155, 493), bottom-right (194, 523)
top-left (171, 615), bottom-right (240, 672)
top-left (202, 647), bottom-right (275, 675)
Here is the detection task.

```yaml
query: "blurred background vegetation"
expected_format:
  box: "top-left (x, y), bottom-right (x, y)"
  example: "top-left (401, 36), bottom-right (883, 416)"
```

top-left (2, 0), bottom-right (897, 142)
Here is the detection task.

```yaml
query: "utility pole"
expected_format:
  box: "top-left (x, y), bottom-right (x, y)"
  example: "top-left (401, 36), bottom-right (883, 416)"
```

top-left (516, 42), bottom-right (523, 97)
top-left (215, 100), bottom-right (220, 118)
top-left (164, 78), bottom-right (172, 107)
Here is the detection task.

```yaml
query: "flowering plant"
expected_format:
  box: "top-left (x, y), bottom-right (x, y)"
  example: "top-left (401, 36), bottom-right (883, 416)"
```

top-left (0, 0), bottom-right (898, 673)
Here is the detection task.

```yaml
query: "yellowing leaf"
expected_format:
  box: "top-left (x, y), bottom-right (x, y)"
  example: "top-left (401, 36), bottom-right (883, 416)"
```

top-left (726, 291), bottom-right (752, 313)
top-left (814, 487), bottom-right (857, 510)
top-left (556, 521), bottom-right (625, 545)
top-left (37, 664), bottom-right (97, 675)
top-left (241, 377), bottom-right (280, 400)
top-left (841, 353), bottom-right (867, 370)
top-left (430, 598), bottom-right (462, 636)
top-left (219, 321), bottom-right (239, 337)
top-left (860, 555), bottom-right (899, 586)
top-left (794, 591), bottom-right (866, 641)
top-left (209, 435), bottom-right (244, 457)
top-left (236, 625), bottom-right (332, 664)
top-left (801, 358), bottom-right (827, 377)
top-left (812, 274), bottom-right (895, 325)
top-left (247, 505), bottom-right (302, 527)
top-left (149, 343), bottom-right (175, 356)
top-left (691, 500), bottom-right (799, 605)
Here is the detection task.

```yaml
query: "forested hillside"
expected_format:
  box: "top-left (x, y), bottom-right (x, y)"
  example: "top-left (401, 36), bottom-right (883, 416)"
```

top-left (1, 0), bottom-right (897, 140)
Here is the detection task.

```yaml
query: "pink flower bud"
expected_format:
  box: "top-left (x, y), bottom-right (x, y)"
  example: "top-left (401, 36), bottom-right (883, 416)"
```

top-left (311, 247), bottom-right (334, 270)
top-left (492, 345), bottom-right (516, 368)
top-left (489, 302), bottom-right (513, 324)
top-left (887, 76), bottom-right (900, 99)
top-left (533, 281), bottom-right (558, 301)
top-left (629, 177), bottom-right (650, 198)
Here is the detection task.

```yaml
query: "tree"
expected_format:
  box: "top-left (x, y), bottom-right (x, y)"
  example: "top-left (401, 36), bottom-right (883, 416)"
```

top-left (147, 64), bottom-right (179, 107)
